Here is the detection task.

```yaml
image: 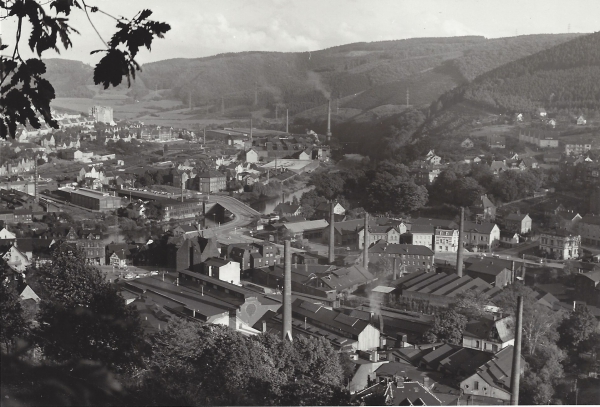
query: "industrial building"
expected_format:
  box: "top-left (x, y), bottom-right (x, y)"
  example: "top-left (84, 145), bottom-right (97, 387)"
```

top-left (55, 187), bottom-right (122, 211)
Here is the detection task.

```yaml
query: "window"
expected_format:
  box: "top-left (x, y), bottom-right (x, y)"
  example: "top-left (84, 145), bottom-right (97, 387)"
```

top-left (474, 381), bottom-right (479, 390)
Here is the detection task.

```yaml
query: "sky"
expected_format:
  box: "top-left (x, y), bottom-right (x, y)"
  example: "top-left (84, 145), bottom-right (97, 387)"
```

top-left (1, 0), bottom-right (599, 65)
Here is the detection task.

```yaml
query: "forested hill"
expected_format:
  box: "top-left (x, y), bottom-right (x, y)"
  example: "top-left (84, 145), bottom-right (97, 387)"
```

top-left (43, 34), bottom-right (580, 115)
top-left (432, 31), bottom-right (600, 117)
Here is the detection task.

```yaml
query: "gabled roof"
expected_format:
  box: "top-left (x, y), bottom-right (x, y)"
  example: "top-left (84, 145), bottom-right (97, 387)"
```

top-left (464, 257), bottom-right (511, 276)
top-left (463, 221), bottom-right (497, 234)
top-left (369, 241), bottom-right (434, 256)
top-left (464, 315), bottom-right (514, 343)
top-left (505, 213), bottom-right (529, 222)
top-left (291, 298), bottom-right (374, 336)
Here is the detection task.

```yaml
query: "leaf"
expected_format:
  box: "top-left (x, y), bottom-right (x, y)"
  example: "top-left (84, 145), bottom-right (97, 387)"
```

top-left (93, 49), bottom-right (128, 89)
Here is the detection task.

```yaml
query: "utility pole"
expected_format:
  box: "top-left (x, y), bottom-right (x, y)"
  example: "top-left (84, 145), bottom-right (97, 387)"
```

top-left (221, 97), bottom-right (225, 116)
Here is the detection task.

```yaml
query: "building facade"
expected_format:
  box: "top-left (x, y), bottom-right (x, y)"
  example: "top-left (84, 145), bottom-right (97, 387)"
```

top-left (539, 230), bottom-right (581, 260)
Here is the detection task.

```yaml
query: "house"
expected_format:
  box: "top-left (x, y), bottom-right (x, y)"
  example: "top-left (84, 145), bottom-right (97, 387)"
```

top-left (460, 346), bottom-right (524, 402)
top-left (499, 231), bottom-right (519, 247)
top-left (227, 242), bottom-right (280, 271)
top-left (425, 150), bottom-right (442, 165)
top-left (464, 257), bottom-right (514, 287)
top-left (539, 229), bottom-right (581, 260)
top-left (369, 241), bottom-right (435, 274)
top-left (406, 224), bottom-right (434, 250)
top-left (434, 228), bottom-right (459, 253)
top-left (503, 213), bottom-right (532, 234)
top-left (579, 214), bottom-right (600, 246)
top-left (574, 271), bottom-right (600, 307)
top-left (172, 224), bottom-right (199, 239)
top-left (514, 113), bottom-right (523, 122)
top-left (548, 118), bottom-right (557, 128)
top-left (196, 171), bottom-right (226, 193)
top-left (109, 250), bottom-right (129, 268)
top-left (461, 138), bottom-right (474, 149)
top-left (489, 160), bottom-right (508, 175)
top-left (470, 194), bottom-right (496, 221)
top-left (197, 257), bottom-right (241, 286)
top-left (462, 314), bottom-right (514, 352)
top-left (314, 202), bottom-right (346, 220)
top-left (537, 107), bottom-right (547, 117)
top-left (274, 202), bottom-right (302, 217)
top-left (554, 211), bottom-right (582, 231)
top-left (244, 148), bottom-right (259, 163)
top-left (0, 227), bottom-right (17, 240)
top-left (0, 244), bottom-right (31, 272)
top-left (462, 221), bottom-right (500, 252)
top-left (358, 224), bottom-right (402, 249)
top-left (577, 115), bottom-right (587, 125)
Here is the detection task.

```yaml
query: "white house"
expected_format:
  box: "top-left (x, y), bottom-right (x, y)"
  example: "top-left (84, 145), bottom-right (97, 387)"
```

top-left (0, 227), bottom-right (17, 240)
top-left (1, 244), bottom-right (31, 272)
top-left (203, 258), bottom-right (241, 286)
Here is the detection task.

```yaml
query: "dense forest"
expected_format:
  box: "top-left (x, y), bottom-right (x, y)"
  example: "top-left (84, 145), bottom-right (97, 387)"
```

top-left (44, 34), bottom-right (579, 116)
top-left (432, 31), bottom-right (600, 116)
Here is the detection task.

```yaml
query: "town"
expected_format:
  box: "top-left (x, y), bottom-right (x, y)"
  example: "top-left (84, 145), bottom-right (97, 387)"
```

top-left (2, 94), bottom-right (599, 405)
top-left (2, 2), bottom-right (600, 406)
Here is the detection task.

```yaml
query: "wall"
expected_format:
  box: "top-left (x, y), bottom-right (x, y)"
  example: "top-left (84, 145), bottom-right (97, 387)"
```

top-left (357, 324), bottom-right (381, 351)
top-left (461, 373), bottom-right (511, 401)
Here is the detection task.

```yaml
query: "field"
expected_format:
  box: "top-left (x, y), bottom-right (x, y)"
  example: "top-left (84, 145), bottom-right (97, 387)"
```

top-left (52, 96), bottom-right (184, 120)
top-left (469, 124), bottom-right (516, 138)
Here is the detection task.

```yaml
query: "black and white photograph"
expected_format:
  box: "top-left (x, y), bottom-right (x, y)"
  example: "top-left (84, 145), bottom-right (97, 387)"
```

top-left (1, 0), bottom-right (599, 405)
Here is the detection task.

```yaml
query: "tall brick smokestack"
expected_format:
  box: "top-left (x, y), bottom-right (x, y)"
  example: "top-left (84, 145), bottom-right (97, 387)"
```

top-left (328, 201), bottom-right (335, 264)
top-left (282, 240), bottom-right (293, 342)
top-left (510, 296), bottom-right (523, 405)
top-left (363, 213), bottom-right (369, 269)
top-left (456, 206), bottom-right (464, 277)
top-left (286, 109), bottom-right (289, 133)
top-left (327, 100), bottom-right (332, 142)
top-left (181, 175), bottom-right (184, 203)
top-left (34, 159), bottom-right (38, 203)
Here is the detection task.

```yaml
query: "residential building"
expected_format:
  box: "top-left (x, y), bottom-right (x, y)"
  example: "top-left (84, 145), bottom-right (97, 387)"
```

top-left (489, 160), bottom-right (508, 175)
top-left (565, 140), bottom-right (592, 156)
top-left (579, 214), bottom-right (600, 246)
top-left (537, 107), bottom-right (547, 117)
top-left (314, 202), bottom-right (346, 220)
top-left (274, 202), bottom-right (301, 217)
top-left (355, 380), bottom-right (442, 406)
top-left (499, 231), bottom-right (520, 247)
top-left (554, 211), bottom-right (582, 231)
top-left (369, 241), bottom-right (434, 273)
top-left (518, 130), bottom-right (559, 148)
top-left (539, 229), bottom-right (581, 260)
top-left (406, 224), bottom-right (434, 250)
top-left (462, 221), bottom-right (500, 252)
top-left (89, 105), bottom-right (113, 123)
top-left (503, 213), bottom-right (532, 234)
top-left (434, 228), bottom-right (458, 253)
top-left (196, 171), bottom-right (226, 193)
top-left (577, 115), bottom-right (587, 125)
top-left (227, 242), bottom-right (280, 271)
top-left (460, 346), bottom-right (524, 402)
top-left (73, 232), bottom-right (106, 266)
top-left (358, 224), bottom-right (401, 249)
top-left (0, 244), bottom-right (31, 272)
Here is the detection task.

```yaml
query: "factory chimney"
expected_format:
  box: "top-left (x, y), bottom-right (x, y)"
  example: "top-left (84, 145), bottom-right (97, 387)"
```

top-left (34, 159), bottom-right (38, 203)
top-left (282, 240), bottom-right (293, 342)
top-left (456, 206), bottom-right (465, 277)
top-left (327, 99), bottom-right (332, 142)
top-left (181, 176), bottom-right (184, 202)
top-left (250, 117), bottom-right (253, 141)
top-left (510, 296), bottom-right (523, 405)
top-left (363, 213), bottom-right (369, 269)
top-left (286, 109), bottom-right (289, 133)
top-left (328, 201), bottom-right (335, 264)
